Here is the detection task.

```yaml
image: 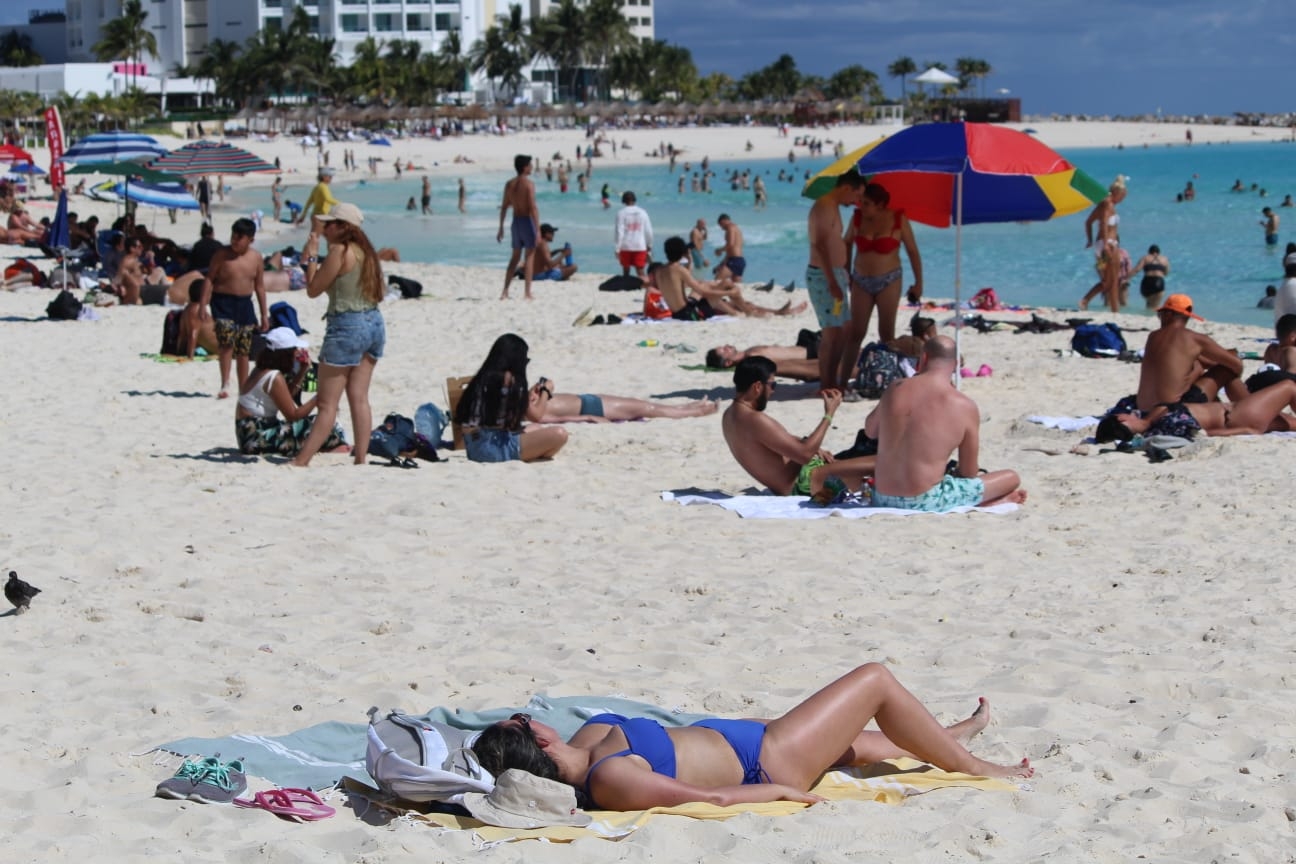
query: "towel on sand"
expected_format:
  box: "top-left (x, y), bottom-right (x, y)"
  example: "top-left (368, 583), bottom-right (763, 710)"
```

top-left (153, 694), bottom-right (710, 792)
top-left (347, 759), bottom-right (1018, 844)
top-left (140, 352), bottom-right (216, 363)
top-left (1026, 415), bottom-right (1101, 431)
top-left (662, 489), bottom-right (1018, 519)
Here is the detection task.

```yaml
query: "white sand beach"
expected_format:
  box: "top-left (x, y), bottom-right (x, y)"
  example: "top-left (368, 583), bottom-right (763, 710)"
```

top-left (3, 120), bottom-right (1295, 862)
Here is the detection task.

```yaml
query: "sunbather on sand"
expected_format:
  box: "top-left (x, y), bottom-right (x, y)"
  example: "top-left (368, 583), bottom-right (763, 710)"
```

top-left (1136, 293), bottom-right (1245, 411)
top-left (864, 335), bottom-right (1026, 511)
top-left (721, 356), bottom-right (875, 500)
top-left (706, 341), bottom-right (820, 380)
top-left (470, 662), bottom-right (1031, 811)
top-left (538, 392), bottom-right (717, 423)
top-left (655, 236), bottom-right (806, 320)
top-left (1102, 378), bottom-right (1296, 439)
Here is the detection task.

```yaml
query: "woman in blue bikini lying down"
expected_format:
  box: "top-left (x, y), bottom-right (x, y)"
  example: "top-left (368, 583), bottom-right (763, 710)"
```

top-left (472, 663), bottom-right (1033, 810)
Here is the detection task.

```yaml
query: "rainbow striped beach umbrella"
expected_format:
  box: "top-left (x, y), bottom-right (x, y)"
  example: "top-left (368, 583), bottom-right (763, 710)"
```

top-left (149, 140), bottom-right (279, 176)
top-left (806, 122), bottom-right (1106, 386)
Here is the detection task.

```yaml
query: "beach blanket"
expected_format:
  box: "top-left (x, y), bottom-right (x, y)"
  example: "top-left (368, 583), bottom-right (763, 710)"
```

top-left (140, 352), bottom-right (216, 363)
top-left (618, 312), bottom-right (737, 324)
top-left (152, 695), bottom-right (710, 792)
top-left (661, 489), bottom-right (1019, 519)
top-left (1026, 414), bottom-right (1101, 431)
top-left (679, 363), bottom-right (731, 373)
top-left (346, 759), bottom-right (1018, 844)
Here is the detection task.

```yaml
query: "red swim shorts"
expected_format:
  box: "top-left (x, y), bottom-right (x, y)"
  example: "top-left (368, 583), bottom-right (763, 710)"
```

top-left (618, 250), bottom-right (648, 270)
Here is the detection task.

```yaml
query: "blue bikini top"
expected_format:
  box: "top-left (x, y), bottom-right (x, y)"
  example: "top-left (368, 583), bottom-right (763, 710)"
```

top-left (582, 713), bottom-right (676, 803)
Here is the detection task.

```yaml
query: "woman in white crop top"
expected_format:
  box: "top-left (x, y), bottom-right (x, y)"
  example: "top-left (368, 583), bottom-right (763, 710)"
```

top-left (235, 327), bottom-right (350, 457)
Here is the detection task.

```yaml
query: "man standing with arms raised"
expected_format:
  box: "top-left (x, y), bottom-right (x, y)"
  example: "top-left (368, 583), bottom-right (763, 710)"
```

top-left (498, 154), bottom-right (539, 300)
top-left (806, 171), bottom-right (865, 390)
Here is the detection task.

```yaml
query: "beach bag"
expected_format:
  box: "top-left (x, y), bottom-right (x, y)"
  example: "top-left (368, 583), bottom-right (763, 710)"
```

top-left (1072, 323), bottom-right (1125, 358)
top-left (387, 274), bottom-right (423, 299)
top-left (269, 301), bottom-right (306, 335)
top-left (856, 343), bottom-right (905, 399)
top-left (643, 287), bottom-right (672, 320)
top-left (414, 402), bottom-right (449, 447)
top-left (366, 709), bottom-right (494, 803)
top-left (45, 289), bottom-right (82, 321)
top-left (369, 413), bottom-right (418, 463)
top-left (5, 258), bottom-right (45, 287)
top-left (970, 287), bottom-right (1001, 311)
top-left (160, 308), bottom-right (184, 354)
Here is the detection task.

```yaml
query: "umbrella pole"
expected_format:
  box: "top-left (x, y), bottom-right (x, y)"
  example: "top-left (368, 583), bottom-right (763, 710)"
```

top-left (954, 171), bottom-right (964, 390)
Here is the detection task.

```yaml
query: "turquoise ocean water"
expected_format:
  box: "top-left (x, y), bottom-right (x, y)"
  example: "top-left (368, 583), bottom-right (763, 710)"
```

top-left (237, 139), bottom-right (1296, 326)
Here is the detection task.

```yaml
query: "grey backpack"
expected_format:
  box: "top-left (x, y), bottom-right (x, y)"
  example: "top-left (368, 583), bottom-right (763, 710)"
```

top-left (365, 708), bottom-right (494, 803)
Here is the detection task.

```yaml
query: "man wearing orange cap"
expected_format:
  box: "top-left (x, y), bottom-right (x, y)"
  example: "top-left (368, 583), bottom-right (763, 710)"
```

top-left (1135, 293), bottom-right (1245, 412)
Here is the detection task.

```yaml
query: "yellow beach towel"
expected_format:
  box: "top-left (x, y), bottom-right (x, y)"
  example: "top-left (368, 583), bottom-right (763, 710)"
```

top-left (345, 759), bottom-right (1020, 844)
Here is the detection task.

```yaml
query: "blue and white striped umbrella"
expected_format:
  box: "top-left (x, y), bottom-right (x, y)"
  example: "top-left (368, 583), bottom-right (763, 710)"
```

top-left (59, 131), bottom-right (167, 164)
top-left (108, 180), bottom-right (200, 210)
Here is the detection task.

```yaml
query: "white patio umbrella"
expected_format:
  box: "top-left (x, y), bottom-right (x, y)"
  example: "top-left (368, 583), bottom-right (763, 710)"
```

top-left (914, 67), bottom-right (960, 86)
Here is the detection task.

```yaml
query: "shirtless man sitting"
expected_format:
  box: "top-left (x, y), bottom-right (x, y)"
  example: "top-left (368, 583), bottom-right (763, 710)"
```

top-left (178, 278), bottom-right (219, 359)
top-left (531, 223), bottom-right (578, 281)
top-left (654, 236), bottom-right (806, 320)
top-left (6, 205), bottom-right (46, 244)
top-left (1135, 293), bottom-right (1245, 412)
top-left (1246, 313), bottom-right (1296, 392)
top-left (863, 335), bottom-right (1026, 511)
top-left (113, 236), bottom-right (168, 304)
top-left (721, 356), bottom-right (875, 501)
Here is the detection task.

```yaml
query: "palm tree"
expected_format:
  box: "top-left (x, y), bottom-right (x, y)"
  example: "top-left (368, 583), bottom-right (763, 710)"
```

top-left (351, 36), bottom-right (387, 101)
top-left (887, 56), bottom-right (916, 109)
top-left (0, 30), bottom-right (43, 66)
top-left (468, 5), bottom-right (531, 102)
top-left (584, 0), bottom-right (634, 101)
top-left (438, 30), bottom-right (468, 95)
top-left (954, 57), bottom-right (977, 97)
top-left (467, 26), bottom-right (509, 103)
top-left (973, 59), bottom-right (993, 98)
top-left (195, 38), bottom-right (241, 108)
top-left (534, 0), bottom-right (585, 102)
top-left (826, 64), bottom-right (880, 102)
top-left (497, 3), bottom-right (532, 97)
top-left (91, 0), bottom-right (158, 93)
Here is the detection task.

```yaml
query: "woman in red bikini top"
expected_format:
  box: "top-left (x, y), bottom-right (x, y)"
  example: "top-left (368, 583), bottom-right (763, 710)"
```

top-left (839, 182), bottom-right (923, 384)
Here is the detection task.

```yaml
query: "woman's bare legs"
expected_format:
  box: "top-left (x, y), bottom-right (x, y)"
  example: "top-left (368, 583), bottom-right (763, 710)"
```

top-left (292, 363), bottom-right (348, 466)
top-left (1222, 379), bottom-right (1296, 434)
top-left (759, 663), bottom-right (1033, 790)
top-left (832, 697), bottom-right (993, 764)
top-left (598, 395), bottom-right (718, 420)
top-left (837, 285), bottom-right (878, 389)
top-left (345, 354), bottom-right (378, 464)
top-left (520, 425), bottom-right (568, 461)
top-left (873, 280), bottom-right (904, 345)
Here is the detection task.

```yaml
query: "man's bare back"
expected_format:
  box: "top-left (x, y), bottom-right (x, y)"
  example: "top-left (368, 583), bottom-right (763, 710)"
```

top-left (1137, 314), bottom-right (1241, 411)
top-left (504, 176), bottom-right (537, 219)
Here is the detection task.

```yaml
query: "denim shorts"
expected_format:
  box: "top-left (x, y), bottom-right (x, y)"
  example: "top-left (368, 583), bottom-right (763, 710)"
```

top-left (465, 428), bottom-right (521, 463)
top-left (319, 308), bottom-right (385, 367)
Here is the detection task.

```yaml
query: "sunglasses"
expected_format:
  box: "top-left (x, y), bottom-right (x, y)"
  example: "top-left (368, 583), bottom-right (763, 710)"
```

top-left (764, 378), bottom-right (777, 391)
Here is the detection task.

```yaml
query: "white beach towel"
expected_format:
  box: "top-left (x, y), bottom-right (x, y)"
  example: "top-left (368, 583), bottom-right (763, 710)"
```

top-left (1026, 415), bottom-right (1101, 431)
top-left (619, 313), bottom-right (737, 324)
top-left (661, 490), bottom-right (1018, 519)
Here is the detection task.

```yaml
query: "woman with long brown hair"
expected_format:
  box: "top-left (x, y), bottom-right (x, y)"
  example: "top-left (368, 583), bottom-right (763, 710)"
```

top-left (293, 202), bottom-right (386, 466)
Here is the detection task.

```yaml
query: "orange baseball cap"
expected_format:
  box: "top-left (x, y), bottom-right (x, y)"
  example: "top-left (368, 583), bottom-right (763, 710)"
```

top-left (1158, 293), bottom-right (1203, 320)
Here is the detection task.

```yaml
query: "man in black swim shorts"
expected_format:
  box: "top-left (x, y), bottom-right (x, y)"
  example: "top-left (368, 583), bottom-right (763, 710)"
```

top-left (203, 217), bottom-right (267, 398)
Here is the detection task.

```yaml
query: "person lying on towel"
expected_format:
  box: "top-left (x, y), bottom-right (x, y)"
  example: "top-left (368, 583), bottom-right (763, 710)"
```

top-left (470, 661), bottom-right (1032, 811)
top-left (863, 335), bottom-right (1026, 512)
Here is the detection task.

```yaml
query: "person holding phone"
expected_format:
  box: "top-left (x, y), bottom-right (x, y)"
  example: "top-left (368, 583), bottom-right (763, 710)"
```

top-left (454, 334), bottom-right (569, 463)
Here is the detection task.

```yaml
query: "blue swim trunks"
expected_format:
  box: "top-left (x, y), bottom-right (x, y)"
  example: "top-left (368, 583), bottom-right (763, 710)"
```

top-left (1266, 233), bottom-right (1279, 246)
top-left (532, 268), bottom-right (564, 281)
top-left (465, 428), bottom-right (521, 463)
top-left (723, 255), bottom-right (746, 278)
top-left (578, 393), bottom-right (604, 417)
top-left (806, 265), bottom-right (851, 328)
top-left (511, 217), bottom-right (537, 250)
top-left (872, 475), bottom-right (985, 512)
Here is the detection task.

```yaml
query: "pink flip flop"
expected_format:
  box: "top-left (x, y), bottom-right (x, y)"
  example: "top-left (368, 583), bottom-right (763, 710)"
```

top-left (235, 788), bottom-right (335, 822)
top-left (977, 364), bottom-right (994, 377)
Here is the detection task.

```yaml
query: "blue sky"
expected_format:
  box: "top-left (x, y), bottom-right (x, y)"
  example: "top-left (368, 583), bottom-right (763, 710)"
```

top-left (3, 0), bottom-right (1290, 115)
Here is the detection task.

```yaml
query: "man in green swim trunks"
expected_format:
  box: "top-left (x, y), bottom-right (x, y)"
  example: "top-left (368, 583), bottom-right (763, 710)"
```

top-left (864, 336), bottom-right (1027, 512)
top-left (721, 356), bottom-right (875, 501)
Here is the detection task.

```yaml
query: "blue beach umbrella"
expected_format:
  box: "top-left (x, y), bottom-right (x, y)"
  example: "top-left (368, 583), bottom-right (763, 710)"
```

top-left (47, 188), bottom-right (71, 249)
top-left (59, 131), bottom-right (168, 164)
top-left (109, 180), bottom-right (200, 211)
